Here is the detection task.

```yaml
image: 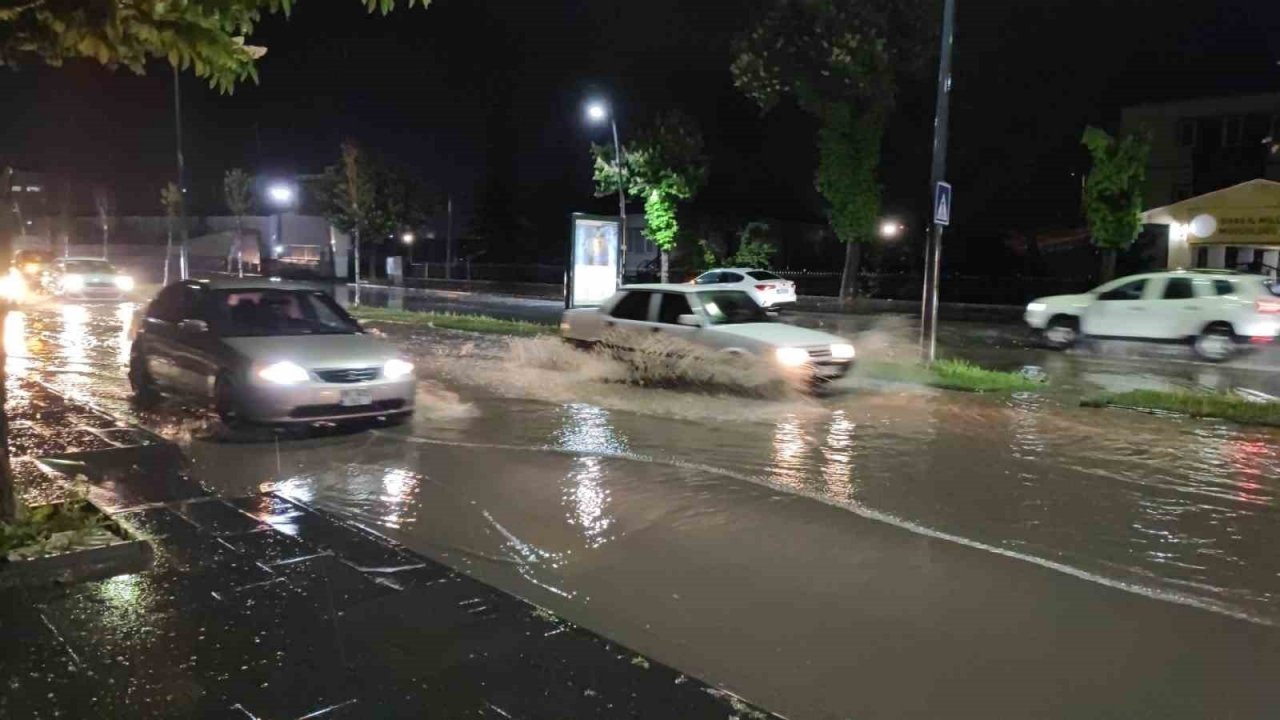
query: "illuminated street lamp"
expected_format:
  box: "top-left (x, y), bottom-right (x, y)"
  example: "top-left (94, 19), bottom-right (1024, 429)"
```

top-left (880, 220), bottom-right (904, 238)
top-left (402, 232), bottom-right (415, 245)
top-left (585, 98), bottom-right (627, 285)
top-left (267, 184), bottom-right (296, 206)
top-left (265, 182), bottom-right (297, 263)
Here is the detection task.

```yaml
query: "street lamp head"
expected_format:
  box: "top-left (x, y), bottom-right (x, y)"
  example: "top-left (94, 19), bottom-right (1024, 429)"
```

top-left (402, 232), bottom-right (415, 245)
top-left (880, 220), bottom-right (903, 238)
top-left (586, 101), bottom-right (609, 123)
top-left (267, 184), bottom-right (295, 207)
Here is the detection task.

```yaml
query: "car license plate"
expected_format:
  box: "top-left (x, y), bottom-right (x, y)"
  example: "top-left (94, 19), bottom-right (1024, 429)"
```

top-left (340, 389), bottom-right (373, 407)
top-left (778, 287), bottom-right (792, 295)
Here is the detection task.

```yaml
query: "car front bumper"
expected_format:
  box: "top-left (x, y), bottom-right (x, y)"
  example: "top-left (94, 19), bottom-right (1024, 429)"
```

top-left (62, 287), bottom-right (127, 301)
top-left (236, 377), bottom-right (417, 423)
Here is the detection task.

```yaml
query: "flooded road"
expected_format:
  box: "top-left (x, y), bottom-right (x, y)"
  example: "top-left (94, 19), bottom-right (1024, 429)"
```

top-left (8, 299), bottom-right (1280, 718)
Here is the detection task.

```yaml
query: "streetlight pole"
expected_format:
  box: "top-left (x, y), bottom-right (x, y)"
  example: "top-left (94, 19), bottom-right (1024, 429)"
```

top-left (920, 0), bottom-right (956, 363)
top-left (610, 117), bottom-right (628, 288)
top-left (173, 64), bottom-right (190, 280)
top-left (444, 194), bottom-right (454, 280)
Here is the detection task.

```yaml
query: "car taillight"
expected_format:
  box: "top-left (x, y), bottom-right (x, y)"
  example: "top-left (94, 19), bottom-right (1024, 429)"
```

top-left (755, 284), bottom-right (771, 291)
top-left (1257, 298), bottom-right (1280, 314)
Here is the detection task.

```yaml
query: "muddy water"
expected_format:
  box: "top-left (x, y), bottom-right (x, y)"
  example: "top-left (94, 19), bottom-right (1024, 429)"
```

top-left (9, 303), bottom-right (1280, 716)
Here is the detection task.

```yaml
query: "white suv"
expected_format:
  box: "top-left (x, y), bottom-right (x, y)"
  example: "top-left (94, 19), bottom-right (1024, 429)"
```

top-left (692, 268), bottom-right (797, 310)
top-left (1025, 271), bottom-right (1280, 361)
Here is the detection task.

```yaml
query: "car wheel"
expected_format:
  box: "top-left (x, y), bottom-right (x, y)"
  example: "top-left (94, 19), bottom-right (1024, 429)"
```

top-left (1194, 324), bottom-right (1236, 362)
top-left (214, 373), bottom-right (245, 426)
top-left (1043, 316), bottom-right (1079, 350)
top-left (128, 352), bottom-right (160, 405)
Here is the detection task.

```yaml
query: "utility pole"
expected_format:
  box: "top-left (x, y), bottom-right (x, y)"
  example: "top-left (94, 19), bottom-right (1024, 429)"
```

top-left (920, 0), bottom-right (956, 363)
top-left (611, 117), bottom-right (628, 287)
top-left (445, 194), bottom-right (454, 279)
top-left (173, 65), bottom-right (189, 280)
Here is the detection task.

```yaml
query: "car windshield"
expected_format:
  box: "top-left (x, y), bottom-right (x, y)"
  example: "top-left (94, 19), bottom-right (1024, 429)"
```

top-left (747, 270), bottom-right (781, 281)
top-left (697, 290), bottom-right (771, 325)
top-left (209, 289), bottom-right (361, 337)
top-left (64, 260), bottom-right (116, 274)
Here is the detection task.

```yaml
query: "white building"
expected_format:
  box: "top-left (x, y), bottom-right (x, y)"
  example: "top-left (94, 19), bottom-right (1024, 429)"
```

top-left (1141, 178), bottom-right (1280, 278)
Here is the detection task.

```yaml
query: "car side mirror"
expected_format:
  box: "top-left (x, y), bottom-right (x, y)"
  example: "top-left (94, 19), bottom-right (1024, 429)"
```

top-left (677, 314), bottom-right (701, 327)
top-left (178, 319), bottom-right (209, 334)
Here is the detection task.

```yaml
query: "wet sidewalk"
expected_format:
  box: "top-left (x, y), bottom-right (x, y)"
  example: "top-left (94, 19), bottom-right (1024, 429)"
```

top-left (1, 381), bottom-right (772, 718)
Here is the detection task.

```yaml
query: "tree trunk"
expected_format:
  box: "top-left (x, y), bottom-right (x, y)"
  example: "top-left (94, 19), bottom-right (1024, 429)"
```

top-left (163, 228), bottom-right (173, 286)
top-left (1100, 247), bottom-right (1117, 282)
top-left (838, 241), bottom-right (862, 303)
top-left (0, 230), bottom-right (14, 523)
top-left (660, 250), bottom-right (670, 284)
top-left (353, 229), bottom-right (362, 306)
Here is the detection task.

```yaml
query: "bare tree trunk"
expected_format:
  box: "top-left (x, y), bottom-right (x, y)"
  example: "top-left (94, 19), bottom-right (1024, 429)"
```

top-left (163, 227), bottom-right (173, 286)
top-left (838, 241), bottom-right (862, 303)
top-left (660, 250), bottom-right (670, 284)
top-left (1100, 248), bottom-right (1117, 282)
top-left (353, 229), bottom-right (362, 307)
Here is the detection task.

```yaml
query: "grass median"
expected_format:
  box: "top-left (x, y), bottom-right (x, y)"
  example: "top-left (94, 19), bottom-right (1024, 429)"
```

top-left (861, 358), bottom-right (1044, 394)
top-left (349, 306), bottom-right (556, 337)
top-left (1083, 389), bottom-right (1280, 428)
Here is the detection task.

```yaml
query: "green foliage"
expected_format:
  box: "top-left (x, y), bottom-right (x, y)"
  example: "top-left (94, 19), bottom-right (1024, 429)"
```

top-left (592, 109), bottom-right (708, 253)
top-left (0, 497), bottom-right (111, 558)
top-left (316, 142), bottom-right (438, 248)
top-left (350, 307), bottom-right (554, 336)
top-left (1081, 126), bottom-right (1150, 252)
top-left (1084, 389), bottom-right (1280, 428)
top-left (817, 104), bottom-right (882, 246)
top-left (861, 359), bottom-right (1045, 394)
top-left (729, 222), bottom-right (777, 268)
top-left (160, 182), bottom-right (182, 218)
top-left (0, 1), bottom-right (429, 93)
top-left (223, 168), bottom-right (253, 217)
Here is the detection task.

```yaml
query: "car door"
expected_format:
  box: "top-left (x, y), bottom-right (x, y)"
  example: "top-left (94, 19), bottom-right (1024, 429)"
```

top-left (1082, 277), bottom-right (1151, 337)
top-left (1148, 275), bottom-right (1205, 339)
top-left (169, 285), bottom-right (229, 397)
top-left (601, 290), bottom-right (657, 348)
top-left (138, 284), bottom-right (188, 388)
top-left (653, 291), bottom-right (700, 344)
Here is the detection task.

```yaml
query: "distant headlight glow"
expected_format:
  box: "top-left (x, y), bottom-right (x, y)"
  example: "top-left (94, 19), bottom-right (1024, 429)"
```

top-left (258, 361), bottom-right (309, 385)
top-left (114, 275), bottom-right (135, 291)
top-left (1026, 302), bottom-right (1047, 312)
top-left (830, 343), bottom-right (856, 360)
top-left (383, 358), bottom-right (415, 380)
top-left (775, 347), bottom-right (810, 367)
top-left (63, 274), bottom-right (85, 292)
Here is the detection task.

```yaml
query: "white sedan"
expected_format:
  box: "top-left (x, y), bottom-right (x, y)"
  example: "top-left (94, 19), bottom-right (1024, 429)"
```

top-left (561, 284), bottom-right (854, 379)
top-left (692, 268), bottom-right (797, 310)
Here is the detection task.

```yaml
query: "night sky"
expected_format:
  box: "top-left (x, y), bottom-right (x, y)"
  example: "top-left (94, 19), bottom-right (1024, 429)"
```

top-left (1, 0), bottom-right (1278, 269)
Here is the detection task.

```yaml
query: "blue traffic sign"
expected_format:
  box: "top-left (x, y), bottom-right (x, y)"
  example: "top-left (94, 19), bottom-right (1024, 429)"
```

top-left (934, 181), bottom-right (952, 226)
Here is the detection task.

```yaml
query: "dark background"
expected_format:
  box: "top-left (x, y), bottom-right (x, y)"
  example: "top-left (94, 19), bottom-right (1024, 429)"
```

top-left (1, 0), bottom-right (1278, 271)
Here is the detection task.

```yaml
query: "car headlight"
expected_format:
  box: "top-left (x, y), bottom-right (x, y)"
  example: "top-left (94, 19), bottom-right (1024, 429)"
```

top-left (775, 347), bottom-right (810, 367)
top-left (830, 343), bottom-right (856, 360)
top-left (383, 358), bottom-right (415, 380)
top-left (115, 275), bottom-right (135, 291)
top-left (0, 270), bottom-right (26, 301)
top-left (64, 274), bottom-right (85, 291)
top-left (1026, 302), bottom-right (1047, 312)
top-left (258, 361), bottom-right (310, 384)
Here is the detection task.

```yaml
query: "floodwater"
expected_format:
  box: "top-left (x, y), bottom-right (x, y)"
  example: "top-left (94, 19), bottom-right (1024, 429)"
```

top-left (8, 300), bottom-right (1280, 718)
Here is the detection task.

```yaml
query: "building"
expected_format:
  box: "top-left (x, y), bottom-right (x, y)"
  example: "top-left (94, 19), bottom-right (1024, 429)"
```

top-left (1121, 93), bottom-right (1280, 209)
top-left (1140, 179), bottom-right (1280, 278)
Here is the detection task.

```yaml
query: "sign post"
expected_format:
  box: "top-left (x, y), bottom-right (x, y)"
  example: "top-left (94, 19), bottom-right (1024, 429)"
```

top-left (920, 0), bottom-right (956, 363)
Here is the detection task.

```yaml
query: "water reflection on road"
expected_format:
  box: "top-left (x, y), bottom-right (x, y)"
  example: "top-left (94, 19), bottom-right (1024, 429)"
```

top-left (8, 301), bottom-right (1280, 626)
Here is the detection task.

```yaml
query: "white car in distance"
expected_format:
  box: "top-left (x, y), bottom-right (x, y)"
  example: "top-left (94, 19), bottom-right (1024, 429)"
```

top-left (692, 268), bottom-right (796, 310)
top-left (1024, 270), bottom-right (1280, 361)
top-left (560, 284), bottom-right (855, 379)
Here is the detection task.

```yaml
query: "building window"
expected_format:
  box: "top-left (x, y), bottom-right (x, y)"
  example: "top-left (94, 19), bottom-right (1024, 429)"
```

top-left (1195, 246), bottom-right (1209, 268)
top-left (1225, 247), bottom-right (1239, 269)
top-left (1177, 118), bottom-right (1197, 148)
top-left (1222, 116), bottom-right (1243, 147)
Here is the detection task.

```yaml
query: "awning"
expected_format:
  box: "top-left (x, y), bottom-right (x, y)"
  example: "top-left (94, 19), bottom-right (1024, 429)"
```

top-left (1141, 178), bottom-right (1280, 246)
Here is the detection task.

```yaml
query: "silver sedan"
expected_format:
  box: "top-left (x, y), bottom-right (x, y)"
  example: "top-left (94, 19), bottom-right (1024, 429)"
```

top-left (129, 278), bottom-right (415, 425)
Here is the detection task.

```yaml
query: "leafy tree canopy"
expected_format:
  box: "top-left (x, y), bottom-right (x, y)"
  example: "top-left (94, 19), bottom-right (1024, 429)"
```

top-left (0, 0), bottom-right (429, 92)
top-left (1081, 126), bottom-right (1150, 253)
top-left (592, 109), bottom-right (708, 253)
top-left (315, 145), bottom-right (440, 247)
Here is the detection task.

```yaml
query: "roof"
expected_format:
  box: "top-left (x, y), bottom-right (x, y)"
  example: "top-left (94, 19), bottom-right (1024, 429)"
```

top-left (1141, 179), bottom-right (1280, 223)
top-left (183, 277), bottom-right (328, 292)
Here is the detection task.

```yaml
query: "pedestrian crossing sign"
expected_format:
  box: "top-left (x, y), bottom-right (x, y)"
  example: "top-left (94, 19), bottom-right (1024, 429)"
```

top-left (934, 182), bottom-right (952, 226)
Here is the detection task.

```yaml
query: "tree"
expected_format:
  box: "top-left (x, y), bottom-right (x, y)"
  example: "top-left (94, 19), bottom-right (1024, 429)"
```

top-left (732, 0), bottom-right (931, 302)
top-left (223, 169), bottom-right (253, 277)
top-left (729, 221), bottom-right (778, 268)
top-left (1081, 126), bottom-right (1150, 282)
top-left (93, 186), bottom-right (114, 260)
top-left (593, 109), bottom-right (708, 282)
top-left (161, 182), bottom-right (183, 286)
top-left (0, 0), bottom-right (428, 93)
